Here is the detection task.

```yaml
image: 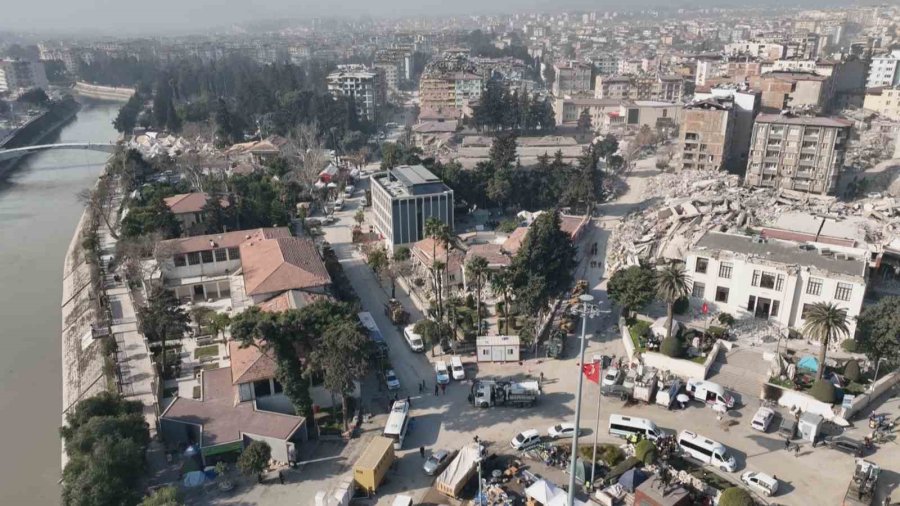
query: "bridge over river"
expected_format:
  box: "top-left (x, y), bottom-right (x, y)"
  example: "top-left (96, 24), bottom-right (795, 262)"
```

top-left (0, 142), bottom-right (118, 162)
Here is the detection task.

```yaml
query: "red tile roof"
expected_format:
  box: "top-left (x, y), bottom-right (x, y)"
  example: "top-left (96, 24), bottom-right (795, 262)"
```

top-left (240, 237), bottom-right (331, 296)
top-left (229, 340), bottom-right (278, 385)
top-left (164, 192), bottom-right (212, 215)
top-left (157, 227), bottom-right (291, 255)
top-left (160, 367), bottom-right (305, 448)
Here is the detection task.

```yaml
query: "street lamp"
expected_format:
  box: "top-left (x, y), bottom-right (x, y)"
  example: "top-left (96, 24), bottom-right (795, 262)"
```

top-left (870, 358), bottom-right (887, 392)
top-left (567, 294), bottom-right (603, 505)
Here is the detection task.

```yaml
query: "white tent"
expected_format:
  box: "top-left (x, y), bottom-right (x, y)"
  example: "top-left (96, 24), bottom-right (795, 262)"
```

top-left (547, 492), bottom-right (588, 506)
top-left (651, 316), bottom-right (681, 338)
top-left (525, 479), bottom-right (563, 504)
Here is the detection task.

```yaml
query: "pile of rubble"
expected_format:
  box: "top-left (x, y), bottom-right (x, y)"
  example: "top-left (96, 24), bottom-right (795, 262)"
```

top-left (606, 169), bottom-right (900, 273)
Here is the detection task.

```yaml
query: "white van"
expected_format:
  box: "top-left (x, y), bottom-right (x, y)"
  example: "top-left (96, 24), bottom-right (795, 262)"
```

top-left (608, 414), bottom-right (666, 442)
top-left (450, 356), bottom-right (465, 380)
top-left (686, 379), bottom-right (735, 409)
top-left (676, 430), bottom-right (737, 472)
top-left (403, 325), bottom-right (425, 352)
top-left (333, 199), bottom-right (344, 211)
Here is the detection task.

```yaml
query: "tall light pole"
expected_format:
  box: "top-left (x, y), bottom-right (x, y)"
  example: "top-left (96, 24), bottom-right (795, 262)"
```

top-left (870, 358), bottom-right (886, 392)
top-left (567, 294), bottom-right (602, 505)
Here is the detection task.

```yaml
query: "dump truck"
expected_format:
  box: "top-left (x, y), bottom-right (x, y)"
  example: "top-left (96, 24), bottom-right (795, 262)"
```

top-left (632, 371), bottom-right (658, 403)
top-left (842, 459), bottom-right (879, 506)
top-left (353, 436), bottom-right (395, 493)
top-left (384, 299), bottom-right (410, 325)
top-left (435, 443), bottom-right (481, 498)
top-left (471, 380), bottom-right (540, 408)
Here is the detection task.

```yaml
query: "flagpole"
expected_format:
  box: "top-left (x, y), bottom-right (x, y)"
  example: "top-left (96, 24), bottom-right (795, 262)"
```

top-left (589, 359), bottom-right (602, 488)
top-left (567, 294), bottom-right (599, 505)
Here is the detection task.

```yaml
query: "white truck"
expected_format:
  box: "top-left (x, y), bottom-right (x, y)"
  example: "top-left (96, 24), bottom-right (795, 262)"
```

top-left (686, 378), bottom-right (735, 409)
top-left (655, 378), bottom-right (683, 409)
top-left (632, 371), bottom-right (658, 403)
top-left (435, 443), bottom-right (481, 498)
top-left (471, 380), bottom-right (540, 408)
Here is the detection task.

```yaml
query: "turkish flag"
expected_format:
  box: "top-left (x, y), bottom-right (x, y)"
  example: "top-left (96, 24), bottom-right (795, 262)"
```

top-left (582, 361), bottom-right (601, 384)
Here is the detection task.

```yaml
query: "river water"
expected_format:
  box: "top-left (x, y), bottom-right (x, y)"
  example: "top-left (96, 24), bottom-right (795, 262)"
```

top-left (0, 100), bottom-right (120, 505)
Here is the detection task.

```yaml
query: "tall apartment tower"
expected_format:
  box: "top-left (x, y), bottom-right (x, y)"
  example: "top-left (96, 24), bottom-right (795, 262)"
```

top-left (744, 114), bottom-right (851, 195)
top-left (678, 99), bottom-right (734, 171)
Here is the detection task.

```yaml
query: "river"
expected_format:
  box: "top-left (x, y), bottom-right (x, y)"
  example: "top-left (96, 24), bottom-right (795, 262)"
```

top-left (0, 100), bottom-right (120, 505)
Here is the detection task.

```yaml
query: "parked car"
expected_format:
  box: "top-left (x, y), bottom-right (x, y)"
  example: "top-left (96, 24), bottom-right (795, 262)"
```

top-left (385, 369), bottom-right (400, 391)
top-left (423, 449), bottom-right (455, 475)
top-left (751, 407), bottom-right (775, 432)
top-left (622, 369), bottom-right (638, 390)
top-left (547, 423), bottom-right (580, 439)
top-left (435, 361), bottom-right (450, 385)
top-left (344, 185), bottom-right (355, 197)
top-left (741, 471), bottom-right (779, 497)
top-left (510, 429), bottom-right (542, 450)
top-left (823, 436), bottom-right (864, 457)
top-left (602, 367), bottom-right (622, 387)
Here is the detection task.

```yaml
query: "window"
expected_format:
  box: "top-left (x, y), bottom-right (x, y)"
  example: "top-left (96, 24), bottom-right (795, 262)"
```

top-left (187, 252), bottom-right (201, 265)
top-left (806, 277), bottom-right (822, 296)
top-left (173, 254), bottom-right (187, 267)
top-left (835, 283), bottom-right (853, 301)
top-left (254, 379), bottom-right (272, 397)
top-left (718, 262), bottom-right (733, 279)
top-left (775, 275), bottom-right (784, 291)
top-left (752, 270), bottom-right (760, 286)
top-left (508, 348), bottom-right (514, 355)
top-left (760, 272), bottom-right (776, 289)
top-left (201, 250), bottom-right (214, 264)
top-left (695, 257), bottom-right (709, 274)
top-left (771, 300), bottom-right (780, 317)
top-left (747, 296), bottom-right (756, 312)
top-left (227, 247), bottom-right (240, 260)
top-left (801, 303), bottom-right (813, 319)
top-left (214, 248), bottom-right (228, 262)
top-left (715, 286), bottom-right (729, 303)
top-left (692, 282), bottom-right (706, 298)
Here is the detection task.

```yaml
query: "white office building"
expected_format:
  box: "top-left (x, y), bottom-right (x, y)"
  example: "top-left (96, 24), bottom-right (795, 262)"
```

top-left (685, 230), bottom-right (867, 341)
top-left (866, 49), bottom-right (900, 88)
top-left (371, 165), bottom-right (454, 249)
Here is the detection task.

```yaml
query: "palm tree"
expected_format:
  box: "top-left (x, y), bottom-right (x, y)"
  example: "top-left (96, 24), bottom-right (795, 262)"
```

top-left (655, 263), bottom-right (690, 340)
top-left (801, 302), bottom-right (850, 382)
top-left (424, 218), bottom-right (451, 320)
top-left (466, 256), bottom-right (489, 337)
top-left (492, 268), bottom-right (515, 335)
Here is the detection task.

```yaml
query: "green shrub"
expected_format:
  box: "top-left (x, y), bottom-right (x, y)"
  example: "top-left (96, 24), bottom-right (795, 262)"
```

top-left (707, 326), bottom-right (726, 339)
top-left (719, 487), bottom-right (754, 506)
top-left (717, 313), bottom-right (735, 326)
top-left (840, 339), bottom-right (858, 353)
top-left (660, 337), bottom-right (682, 358)
top-left (844, 359), bottom-right (861, 383)
top-left (581, 443), bottom-right (624, 466)
top-left (673, 297), bottom-right (689, 315)
top-left (810, 379), bottom-right (837, 404)
top-left (605, 456), bottom-right (642, 485)
top-left (634, 440), bottom-right (657, 465)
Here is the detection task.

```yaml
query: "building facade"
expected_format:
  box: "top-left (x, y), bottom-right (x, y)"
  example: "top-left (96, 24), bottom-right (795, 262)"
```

top-left (0, 59), bottom-right (48, 93)
top-left (326, 65), bottom-right (385, 122)
top-left (744, 114), bottom-right (851, 195)
top-left (686, 231), bottom-right (866, 340)
top-left (867, 50), bottom-right (900, 88)
top-left (677, 99), bottom-right (734, 171)
top-left (693, 86), bottom-right (761, 170)
top-left (553, 61), bottom-right (592, 96)
top-left (371, 165), bottom-right (454, 249)
top-left (863, 87), bottom-right (900, 120)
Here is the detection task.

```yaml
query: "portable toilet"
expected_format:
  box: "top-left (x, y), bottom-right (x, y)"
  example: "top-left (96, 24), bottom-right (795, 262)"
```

top-left (798, 412), bottom-right (823, 443)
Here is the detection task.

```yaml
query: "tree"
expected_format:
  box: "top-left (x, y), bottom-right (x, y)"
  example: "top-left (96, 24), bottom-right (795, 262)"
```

top-left (801, 302), bottom-right (850, 382)
top-left (308, 322), bottom-right (370, 430)
top-left (17, 88), bottom-right (49, 106)
top-left (114, 93), bottom-right (145, 134)
top-left (425, 217), bottom-right (452, 321)
top-left (718, 487), bottom-right (754, 506)
top-left (655, 263), bottom-right (690, 340)
top-left (466, 256), bottom-right (490, 337)
top-left (492, 268), bottom-right (515, 335)
top-left (510, 210), bottom-right (576, 317)
top-left (489, 132), bottom-right (518, 169)
top-left (607, 263), bottom-right (656, 315)
top-left (414, 318), bottom-right (440, 357)
top-left (577, 108), bottom-right (593, 137)
top-left (854, 296), bottom-right (900, 366)
top-left (844, 359), bottom-right (861, 383)
top-left (367, 245), bottom-right (389, 277)
top-left (138, 287), bottom-right (190, 379)
top-left (354, 208), bottom-right (365, 227)
top-left (237, 440), bottom-right (272, 482)
top-left (139, 486), bottom-right (181, 506)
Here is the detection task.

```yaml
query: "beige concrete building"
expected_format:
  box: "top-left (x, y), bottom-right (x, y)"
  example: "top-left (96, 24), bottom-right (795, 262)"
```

top-left (744, 114), bottom-right (851, 195)
top-left (326, 65), bottom-right (385, 122)
top-left (863, 87), bottom-right (900, 120)
top-left (677, 99), bottom-right (734, 171)
top-left (749, 71), bottom-right (830, 113)
top-left (594, 75), bottom-right (684, 102)
top-left (552, 61), bottom-right (592, 96)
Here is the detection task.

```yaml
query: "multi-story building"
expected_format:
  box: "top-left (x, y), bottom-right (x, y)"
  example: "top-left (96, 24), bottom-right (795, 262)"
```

top-left (685, 230), bottom-right (866, 340)
top-left (863, 87), bottom-right (900, 120)
top-left (553, 97), bottom-right (622, 127)
top-left (370, 165), bottom-right (454, 250)
top-left (594, 75), bottom-right (684, 102)
top-left (419, 56), bottom-right (483, 120)
top-left (744, 114), bottom-right (851, 195)
top-left (552, 61), bottom-right (592, 96)
top-left (724, 41), bottom-right (786, 60)
top-left (0, 59), bottom-right (48, 93)
top-left (749, 71), bottom-right (831, 113)
top-left (693, 86), bottom-right (761, 170)
top-left (677, 99), bottom-right (734, 171)
top-left (326, 65), bottom-right (385, 122)
top-left (866, 49), bottom-right (900, 88)
top-left (374, 53), bottom-right (404, 93)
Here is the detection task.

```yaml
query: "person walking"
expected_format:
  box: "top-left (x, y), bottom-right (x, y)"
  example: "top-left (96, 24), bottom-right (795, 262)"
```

top-left (418, 382), bottom-right (423, 394)
top-left (784, 437), bottom-right (791, 451)
top-left (793, 444), bottom-right (800, 457)
top-left (440, 383), bottom-right (446, 394)
top-left (434, 384), bottom-right (439, 395)
top-left (419, 446), bottom-right (425, 458)
top-left (278, 470), bottom-right (284, 484)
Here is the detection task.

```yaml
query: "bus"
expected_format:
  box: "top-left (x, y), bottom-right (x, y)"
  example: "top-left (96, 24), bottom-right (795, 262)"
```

top-left (383, 400), bottom-right (410, 450)
top-left (358, 312), bottom-right (389, 357)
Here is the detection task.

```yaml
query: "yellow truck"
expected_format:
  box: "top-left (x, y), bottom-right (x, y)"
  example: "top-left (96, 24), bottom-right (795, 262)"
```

top-left (353, 436), bottom-right (395, 493)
